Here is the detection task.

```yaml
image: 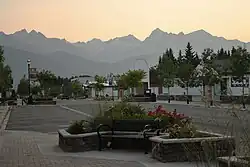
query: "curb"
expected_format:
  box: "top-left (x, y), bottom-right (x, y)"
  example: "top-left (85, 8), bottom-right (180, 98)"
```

top-left (0, 106), bottom-right (12, 131)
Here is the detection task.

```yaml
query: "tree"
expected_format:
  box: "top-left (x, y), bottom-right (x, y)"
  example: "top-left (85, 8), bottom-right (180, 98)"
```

top-left (0, 46), bottom-right (13, 95)
top-left (72, 80), bottom-right (83, 97)
top-left (157, 49), bottom-right (177, 102)
top-left (93, 75), bottom-right (106, 96)
top-left (124, 69), bottom-right (146, 94)
top-left (17, 76), bottom-right (29, 96)
top-left (37, 70), bottom-right (57, 95)
top-left (149, 66), bottom-right (161, 87)
top-left (230, 46), bottom-right (250, 108)
top-left (195, 48), bottom-right (221, 106)
top-left (176, 42), bottom-right (201, 104)
top-left (31, 86), bottom-right (42, 96)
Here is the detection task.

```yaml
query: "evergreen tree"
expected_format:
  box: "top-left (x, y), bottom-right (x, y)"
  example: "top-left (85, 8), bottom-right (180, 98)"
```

top-left (176, 42), bottom-right (201, 104)
top-left (17, 76), bottom-right (29, 96)
top-left (230, 46), bottom-right (250, 108)
top-left (158, 48), bottom-right (177, 103)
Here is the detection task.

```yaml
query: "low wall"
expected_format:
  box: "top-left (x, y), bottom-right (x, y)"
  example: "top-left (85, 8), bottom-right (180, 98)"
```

top-left (150, 131), bottom-right (235, 162)
top-left (58, 129), bottom-right (104, 152)
top-left (217, 156), bottom-right (250, 167)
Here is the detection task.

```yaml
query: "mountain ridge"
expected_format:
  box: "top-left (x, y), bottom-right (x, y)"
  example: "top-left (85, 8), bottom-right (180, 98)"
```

top-left (1, 28), bottom-right (250, 86)
top-left (2, 28), bottom-right (249, 43)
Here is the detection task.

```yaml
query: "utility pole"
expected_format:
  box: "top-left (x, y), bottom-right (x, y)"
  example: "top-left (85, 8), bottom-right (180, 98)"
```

top-left (27, 59), bottom-right (31, 96)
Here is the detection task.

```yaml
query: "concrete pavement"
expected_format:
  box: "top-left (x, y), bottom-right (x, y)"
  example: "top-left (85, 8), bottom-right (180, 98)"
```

top-left (62, 99), bottom-right (250, 155)
top-left (0, 104), bottom-right (215, 167)
top-left (1, 100), bottom-right (249, 166)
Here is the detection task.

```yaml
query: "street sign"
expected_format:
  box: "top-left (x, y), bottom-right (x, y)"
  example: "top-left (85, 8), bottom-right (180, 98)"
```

top-left (29, 68), bottom-right (38, 81)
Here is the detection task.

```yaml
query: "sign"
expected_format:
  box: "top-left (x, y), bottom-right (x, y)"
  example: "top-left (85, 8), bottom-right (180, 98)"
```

top-left (29, 68), bottom-right (38, 81)
top-left (231, 77), bottom-right (249, 87)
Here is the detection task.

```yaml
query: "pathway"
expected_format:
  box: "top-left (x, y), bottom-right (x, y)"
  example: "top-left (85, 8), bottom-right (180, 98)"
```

top-left (0, 105), bottom-right (210, 167)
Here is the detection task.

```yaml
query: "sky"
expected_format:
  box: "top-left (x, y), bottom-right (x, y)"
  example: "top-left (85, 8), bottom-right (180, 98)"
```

top-left (0, 0), bottom-right (250, 42)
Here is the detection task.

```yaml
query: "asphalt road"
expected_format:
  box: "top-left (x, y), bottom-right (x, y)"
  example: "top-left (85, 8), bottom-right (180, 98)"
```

top-left (5, 105), bottom-right (87, 133)
top-left (57, 99), bottom-right (250, 134)
top-left (6, 99), bottom-right (250, 155)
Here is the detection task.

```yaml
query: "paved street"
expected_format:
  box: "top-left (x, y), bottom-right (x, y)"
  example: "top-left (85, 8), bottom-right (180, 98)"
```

top-left (0, 99), bottom-right (249, 166)
top-left (62, 99), bottom-right (250, 154)
top-left (5, 105), bottom-right (88, 133)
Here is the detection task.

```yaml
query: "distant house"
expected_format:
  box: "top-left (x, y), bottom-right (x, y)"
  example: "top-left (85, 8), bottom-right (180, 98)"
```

top-left (87, 81), bottom-right (118, 99)
top-left (150, 58), bottom-right (250, 101)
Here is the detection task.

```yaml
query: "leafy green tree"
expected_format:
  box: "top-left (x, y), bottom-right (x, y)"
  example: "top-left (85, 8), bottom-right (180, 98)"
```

top-left (195, 48), bottom-right (221, 106)
top-left (48, 86), bottom-right (61, 97)
top-left (0, 46), bottom-right (13, 95)
top-left (37, 70), bottom-right (57, 95)
top-left (124, 69), bottom-right (146, 94)
top-left (31, 86), bottom-right (42, 96)
top-left (17, 76), bottom-right (29, 96)
top-left (157, 49), bottom-right (177, 102)
top-left (94, 75), bottom-right (106, 96)
top-left (230, 46), bottom-right (250, 108)
top-left (149, 66), bottom-right (161, 87)
top-left (72, 80), bottom-right (83, 97)
top-left (176, 42), bottom-right (201, 104)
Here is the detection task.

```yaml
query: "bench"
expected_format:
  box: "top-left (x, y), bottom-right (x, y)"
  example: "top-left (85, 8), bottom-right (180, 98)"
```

top-left (96, 119), bottom-right (162, 153)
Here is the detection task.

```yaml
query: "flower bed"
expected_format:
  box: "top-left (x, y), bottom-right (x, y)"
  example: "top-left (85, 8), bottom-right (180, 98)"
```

top-left (150, 131), bottom-right (235, 162)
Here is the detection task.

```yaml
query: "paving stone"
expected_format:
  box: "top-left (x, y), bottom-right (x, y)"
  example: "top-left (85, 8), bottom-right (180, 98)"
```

top-left (0, 131), bottom-right (145, 167)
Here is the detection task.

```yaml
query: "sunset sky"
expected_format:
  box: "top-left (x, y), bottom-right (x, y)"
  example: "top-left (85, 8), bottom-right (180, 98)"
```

top-left (0, 0), bottom-right (250, 42)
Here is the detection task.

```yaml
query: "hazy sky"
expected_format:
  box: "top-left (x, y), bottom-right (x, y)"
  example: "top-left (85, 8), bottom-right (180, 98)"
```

top-left (0, 0), bottom-right (250, 42)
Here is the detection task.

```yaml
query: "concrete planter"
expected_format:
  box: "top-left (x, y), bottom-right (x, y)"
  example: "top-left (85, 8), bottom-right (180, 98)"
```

top-left (149, 131), bottom-right (235, 162)
top-left (58, 129), bottom-right (109, 152)
top-left (217, 156), bottom-right (250, 167)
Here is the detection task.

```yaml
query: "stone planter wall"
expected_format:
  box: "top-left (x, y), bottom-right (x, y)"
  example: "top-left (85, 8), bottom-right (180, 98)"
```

top-left (58, 129), bottom-right (107, 152)
top-left (217, 156), bottom-right (250, 167)
top-left (150, 131), bottom-right (235, 162)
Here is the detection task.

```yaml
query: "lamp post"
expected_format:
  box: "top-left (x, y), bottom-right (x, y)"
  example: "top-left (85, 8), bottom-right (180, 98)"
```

top-left (27, 59), bottom-right (31, 96)
top-left (133, 58), bottom-right (150, 90)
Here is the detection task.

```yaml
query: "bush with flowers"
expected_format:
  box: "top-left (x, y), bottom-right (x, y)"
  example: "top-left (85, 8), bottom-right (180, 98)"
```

top-left (147, 105), bottom-right (197, 138)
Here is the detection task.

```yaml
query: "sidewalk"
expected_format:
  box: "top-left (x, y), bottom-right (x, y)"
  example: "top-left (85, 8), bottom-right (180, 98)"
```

top-left (0, 130), bottom-right (213, 167)
top-left (0, 105), bottom-right (9, 129)
top-left (156, 100), bottom-right (249, 110)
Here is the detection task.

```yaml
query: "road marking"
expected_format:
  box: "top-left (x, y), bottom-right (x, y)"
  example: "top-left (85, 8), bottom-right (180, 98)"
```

top-left (59, 105), bottom-right (94, 118)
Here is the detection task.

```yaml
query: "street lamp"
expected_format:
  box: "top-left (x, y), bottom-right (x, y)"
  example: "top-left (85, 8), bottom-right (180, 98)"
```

top-left (27, 59), bottom-right (31, 96)
top-left (133, 58), bottom-right (150, 90)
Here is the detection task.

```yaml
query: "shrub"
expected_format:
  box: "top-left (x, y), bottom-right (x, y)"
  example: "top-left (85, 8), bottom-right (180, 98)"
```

top-left (67, 120), bottom-right (93, 134)
top-left (148, 105), bottom-right (196, 138)
top-left (103, 101), bottom-right (147, 119)
top-left (165, 121), bottom-right (197, 138)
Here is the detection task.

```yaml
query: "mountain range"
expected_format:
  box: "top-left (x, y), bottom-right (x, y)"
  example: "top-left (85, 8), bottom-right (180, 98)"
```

top-left (0, 28), bottom-right (249, 86)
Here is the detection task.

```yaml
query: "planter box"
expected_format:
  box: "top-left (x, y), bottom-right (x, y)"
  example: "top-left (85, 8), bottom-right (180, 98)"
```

top-left (101, 131), bottom-right (167, 151)
top-left (58, 129), bottom-right (165, 152)
top-left (58, 129), bottom-right (109, 152)
top-left (217, 156), bottom-right (250, 167)
top-left (149, 131), bottom-right (235, 162)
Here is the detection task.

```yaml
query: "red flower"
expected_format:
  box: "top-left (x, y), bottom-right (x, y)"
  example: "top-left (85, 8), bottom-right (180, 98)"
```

top-left (148, 111), bottom-right (154, 116)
